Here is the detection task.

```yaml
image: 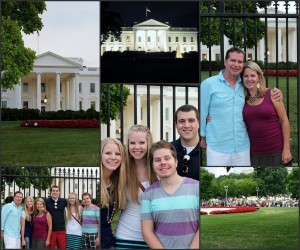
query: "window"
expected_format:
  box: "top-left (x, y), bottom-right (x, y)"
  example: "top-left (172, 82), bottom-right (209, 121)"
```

top-left (23, 83), bottom-right (28, 93)
top-left (41, 106), bottom-right (45, 112)
top-left (90, 83), bottom-right (95, 93)
top-left (1, 101), bottom-right (7, 108)
top-left (23, 101), bottom-right (28, 109)
top-left (215, 53), bottom-right (221, 61)
top-left (168, 37), bottom-right (171, 42)
top-left (166, 132), bottom-right (169, 142)
top-left (119, 37), bottom-right (122, 42)
top-left (41, 83), bottom-right (46, 93)
top-left (118, 47), bottom-right (122, 52)
top-left (202, 53), bottom-right (207, 61)
top-left (169, 47), bottom-right (172, 52)
top-left (183, 37), bottom-right (186, 42)
top-left (74, 183), bottom-right (78, 189)
top-left (126, 36), bottom-right (130, 42)
top-left (91, 101), bottom-right (96, 109)
top-left (176, 37), bottom-right (178, 42)
top-left (79, 101), bottom-right (83, 110)
top-left (191, 47), bottom-right (194, 51)
top-left (110, 37), bottom-right (114, 42)
top-left (102, 47), bottom-right (106, 53)
top-left (191, 37), bottom-right (194, 42)
top-left (79, 82), bottom-right (82, 93)
top-left (147, 36), bottom-right (151, 42)
top-left (184, 47), bottom-right (187, 52)
top-left (126, 47), bottom-right (130, 51)
top-left (247, 53), bottom-right (253, 61)
top-left (165, 107), bottom-right (169, 121)
top-left (110, 47), bottom-right (113, 51)
top-left (138, 36), bottom-right (141, 42)
top-left (60, 83), bottom-right (62, 93)
top-left (2, 88), bottom-right (7, 92)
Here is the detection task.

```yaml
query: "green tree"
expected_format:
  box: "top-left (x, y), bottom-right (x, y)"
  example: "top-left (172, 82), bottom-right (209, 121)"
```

top-left (1, 1), bottom-right (46, 89)
top-left (287, 168), bottom-right (299, 199)
top-left (100, 1), bottom-right (122, 44)
top-left (237, 178), bottom-right (257, 197)
top-left (100, 84), bottom-right (130, 124)
top-left (200, 167), bottom-right (216, 200)
top-left (200, 1), bottom-right (270, 48)
top-left (254, 167), bottom-right (288, 195)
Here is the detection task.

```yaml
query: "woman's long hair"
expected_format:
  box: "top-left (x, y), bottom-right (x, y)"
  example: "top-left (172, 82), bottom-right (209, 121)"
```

top-left (24, 196), bottom-right (34, 221)
top-left (33, 198), bottom-right (48, 215)
top-left (100, 138), bottom-right (126, 210)
top-left (125, 125), bottom-right (158, 204)
top-left (66, 192), bottom-right (81, 221)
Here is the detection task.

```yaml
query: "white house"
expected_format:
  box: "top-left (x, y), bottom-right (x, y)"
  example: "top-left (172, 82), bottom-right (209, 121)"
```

top-left (101, 19), bottom-right (198, 55)
top-left (1, 51), bottom-right (100, 112)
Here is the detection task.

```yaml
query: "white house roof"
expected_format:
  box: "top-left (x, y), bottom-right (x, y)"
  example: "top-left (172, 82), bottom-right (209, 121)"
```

top-left (133, 19), bottom-right (170, 28)
top-left (35, 51), bottom-right (82, 68)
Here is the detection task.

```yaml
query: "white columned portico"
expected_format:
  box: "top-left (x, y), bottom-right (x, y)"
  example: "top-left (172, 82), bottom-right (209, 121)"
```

top-left (14, 80), bottom-right (22, 109)
top-left (75, 73), bottom-right (79, 110)
top-left (36, 73), bottom-right (41, 110)
top-left (56, 73), bottom-right (61, 111)
top-left (66, 81), bottom-right (70, 110)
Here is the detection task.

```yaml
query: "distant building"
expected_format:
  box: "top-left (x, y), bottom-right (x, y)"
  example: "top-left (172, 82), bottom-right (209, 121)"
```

top-left (101, 19), bottom-right (198, 55)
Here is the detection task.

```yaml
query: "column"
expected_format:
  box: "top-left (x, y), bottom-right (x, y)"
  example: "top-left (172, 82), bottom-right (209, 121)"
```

top-left (137, 95), bottom-right (141, 124)
top-left (71, 78), bottom-right (75, 110)
top-left (156, 30), bottom-right (159, 51)
top-left (259, 38), bottom-right (265, 62)
top-left (66, 81), bottom-right (70, 110)
top-left (36, 73), bottom-right (41, 110)
top-left (145, 30), bottom-right (147, 51)
top-left (14, 79), bottom-right (22, 109)
top-left (75, 73), bottom-right (79, 110)
top-left (277, 28), bottom-right (282, 61)
top-left (56, 73), bottom-right (61, 111)
top-left (163, 30), bottom-right (168, 52)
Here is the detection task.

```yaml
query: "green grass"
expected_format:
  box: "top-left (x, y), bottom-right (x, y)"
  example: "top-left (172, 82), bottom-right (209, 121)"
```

top-left (200, 73), bottom-right (298, 165)
top-left (201, 207), bottom-right (299, 249)
top-left (1, 121), bottom-right (99, 166)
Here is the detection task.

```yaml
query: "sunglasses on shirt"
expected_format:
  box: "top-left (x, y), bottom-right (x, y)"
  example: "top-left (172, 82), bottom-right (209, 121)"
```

top-left (182, 154), bottom-right (190, 174)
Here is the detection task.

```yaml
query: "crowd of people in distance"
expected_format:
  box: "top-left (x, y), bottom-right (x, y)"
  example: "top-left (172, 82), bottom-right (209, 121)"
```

top-left (202, 196), bottom-right (299, 208)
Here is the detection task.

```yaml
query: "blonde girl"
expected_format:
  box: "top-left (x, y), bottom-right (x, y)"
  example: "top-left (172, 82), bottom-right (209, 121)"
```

top-left (115, 125), bottom-right (158, 249)
top-left (65, 192), bottom-right (83, 249)
top-left (101, 137), bottom-right (126, 248)
top-left (21, 196), bottom-right (35, 249)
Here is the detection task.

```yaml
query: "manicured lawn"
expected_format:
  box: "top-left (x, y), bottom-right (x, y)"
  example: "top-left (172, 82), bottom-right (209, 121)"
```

top-left (1, 121), bottom-right (99, 166)
top-left (201, 207), bottom-right (299, 249)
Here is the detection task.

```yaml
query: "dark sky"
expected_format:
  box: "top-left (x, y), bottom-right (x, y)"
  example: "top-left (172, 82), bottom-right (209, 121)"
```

top-left (101, 1), bottom-right (199, 28)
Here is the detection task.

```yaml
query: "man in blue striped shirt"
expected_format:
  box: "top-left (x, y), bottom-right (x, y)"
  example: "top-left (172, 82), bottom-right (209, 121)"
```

top-left (1, 191), bottom-right (23, 249)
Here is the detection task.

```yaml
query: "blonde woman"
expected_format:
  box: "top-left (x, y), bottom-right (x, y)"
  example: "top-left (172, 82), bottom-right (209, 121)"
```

top-left (242, 61), bottom-right (293, 166)
top-left (21, 196), bottom-right (35, 249)
top-left (115, 125), bottom-right (158, 249)
top-left (32, 198), bottom-right (52, 249)
top-left (65, 192), bottom-right (83, 249)
top-left (101, 137), bottom-right (126, 249)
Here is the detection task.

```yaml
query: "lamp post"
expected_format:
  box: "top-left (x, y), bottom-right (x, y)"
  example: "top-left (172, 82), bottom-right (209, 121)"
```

top-left (224, 185), bottom-right (228, 207)
top-left (256, 186), bottom-right (259, 199)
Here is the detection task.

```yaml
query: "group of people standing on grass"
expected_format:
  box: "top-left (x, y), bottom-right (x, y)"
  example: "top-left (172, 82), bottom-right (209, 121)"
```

top-left (1, 186), bottom-right (100, 249)
top-left (101, 105), bottom-right (201, 249)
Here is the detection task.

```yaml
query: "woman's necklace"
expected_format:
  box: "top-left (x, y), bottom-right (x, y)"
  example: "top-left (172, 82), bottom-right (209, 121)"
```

top-left (106, 201), bottom-right (116, 224)
top-left (249, 94), bottom-right (258, 103)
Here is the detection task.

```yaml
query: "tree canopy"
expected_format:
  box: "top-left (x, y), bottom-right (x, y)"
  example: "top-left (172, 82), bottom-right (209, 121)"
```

top-left (1, 1), bottom-right (46, 89)
top-left (200, 1), bottom-right (271, 48)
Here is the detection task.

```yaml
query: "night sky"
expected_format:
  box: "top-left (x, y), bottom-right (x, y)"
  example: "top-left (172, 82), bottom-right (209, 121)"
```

top-left (101, 1), bottom-right (199, 28)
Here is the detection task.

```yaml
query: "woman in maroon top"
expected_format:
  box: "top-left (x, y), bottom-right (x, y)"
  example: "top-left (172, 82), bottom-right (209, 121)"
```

top-left (242, 61), bottom-right (293, 166)
top-left (32, 198), bottom-right (52, 249)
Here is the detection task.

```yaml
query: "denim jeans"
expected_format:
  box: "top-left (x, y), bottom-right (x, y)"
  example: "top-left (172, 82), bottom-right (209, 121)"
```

top-left (24, 237), bottom-right (31, 249)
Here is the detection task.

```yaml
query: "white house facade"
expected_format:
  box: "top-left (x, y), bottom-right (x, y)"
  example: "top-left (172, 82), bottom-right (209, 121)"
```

top-left (101, 19), bottom-right (198, 55)
top-left (1, 51), bottom-right (100, 112)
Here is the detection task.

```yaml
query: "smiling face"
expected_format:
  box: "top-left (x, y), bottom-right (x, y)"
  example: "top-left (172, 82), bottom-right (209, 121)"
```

top-left (175, 110), bottom-right (199, 145)
top-left (102, 142), bottom-right (122, 173)
top-left (224, 51), bottom-right (244, 77)
top-left (128, 131), bottom-right (148, 160)
top-left (36, 201), bottom-right (45, 211)
top-left (14, 193), bottom-right (23, 206)
top-left (82, 194), bottom-right (92, 206)
top-left (68, 194), bottom-right (76, 205)
top-left (26, 197), bottom-right (34, 208)
top-left (152, 148), bottom-right (178, 179)
top-left (51, 187), bottom-right (60, 199)
top-left (242, 67), bottom-right (260, 91)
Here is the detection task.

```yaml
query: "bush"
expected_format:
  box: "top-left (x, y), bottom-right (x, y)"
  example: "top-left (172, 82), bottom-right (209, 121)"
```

top-left (1, 108), bottom-right (100, 121)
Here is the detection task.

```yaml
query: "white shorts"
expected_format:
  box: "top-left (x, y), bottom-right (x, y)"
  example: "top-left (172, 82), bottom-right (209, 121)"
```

top-left (206, 147), bottom-right (251, 166)
top-left (4, 234), bottom-right (21, 249)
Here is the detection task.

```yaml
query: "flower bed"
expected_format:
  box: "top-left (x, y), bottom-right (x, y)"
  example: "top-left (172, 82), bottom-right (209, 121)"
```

top-left (20, 120), bottom-right (99, 128)
top-left (201, 206), bottom-right (258, 215)
top-left (263, 70), bottom-right (298, 77)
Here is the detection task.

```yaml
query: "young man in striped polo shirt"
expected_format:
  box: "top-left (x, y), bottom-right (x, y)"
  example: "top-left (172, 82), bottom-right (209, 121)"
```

top-left (141, 140), bottom-right (199, 249)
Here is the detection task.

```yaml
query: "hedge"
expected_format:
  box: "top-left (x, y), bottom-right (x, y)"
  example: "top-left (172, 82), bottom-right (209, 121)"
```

top-left (1, 108), bottom-right (100, 121)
